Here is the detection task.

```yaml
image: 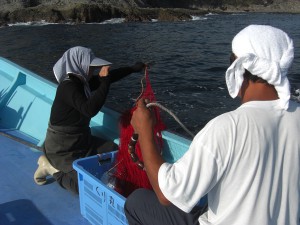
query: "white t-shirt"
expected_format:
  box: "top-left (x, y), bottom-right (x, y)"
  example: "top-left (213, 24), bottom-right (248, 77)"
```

top-left (158, 100), bottom-right (300, 225)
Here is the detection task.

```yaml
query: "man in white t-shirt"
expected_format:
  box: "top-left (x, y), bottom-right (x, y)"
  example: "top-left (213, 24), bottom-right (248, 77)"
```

top-left (125, 25), bottom-right (300, 225)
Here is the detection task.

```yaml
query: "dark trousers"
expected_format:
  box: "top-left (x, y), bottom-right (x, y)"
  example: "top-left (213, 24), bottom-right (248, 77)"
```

top-left (53, 170), bottom-right (79, 194)
top-left (53, 137), bottom-right (118, 194)
top-left (125, 189), bottom-right (203, 225)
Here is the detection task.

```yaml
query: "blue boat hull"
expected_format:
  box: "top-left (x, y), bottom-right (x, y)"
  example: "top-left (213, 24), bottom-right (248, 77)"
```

top-left (0, 57), bottom-right (199, 225)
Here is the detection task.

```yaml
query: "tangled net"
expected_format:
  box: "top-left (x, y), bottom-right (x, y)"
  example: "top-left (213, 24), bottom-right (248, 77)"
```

top-left (113, 67), bottom-right (166, 197)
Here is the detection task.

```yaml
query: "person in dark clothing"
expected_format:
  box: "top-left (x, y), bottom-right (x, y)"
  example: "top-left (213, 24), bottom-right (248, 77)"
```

top-left (33, 46), bottom-right (145, 194)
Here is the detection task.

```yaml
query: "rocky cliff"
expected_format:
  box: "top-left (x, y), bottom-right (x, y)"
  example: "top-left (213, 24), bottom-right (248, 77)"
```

top-left (0, 0), bottom-right (300, 26)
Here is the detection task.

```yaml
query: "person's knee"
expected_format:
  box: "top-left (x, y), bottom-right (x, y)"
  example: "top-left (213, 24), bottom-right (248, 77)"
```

top-left (125, 189), bottom-right (150, 225)
top-left (125, 189), bottom-right (141, 211)
top-left (125, 189), bottom-right (148, 213)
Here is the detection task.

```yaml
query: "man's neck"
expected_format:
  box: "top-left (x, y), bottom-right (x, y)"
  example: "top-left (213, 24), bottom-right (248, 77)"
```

top-left (241, 82), bottom-right (279, 104)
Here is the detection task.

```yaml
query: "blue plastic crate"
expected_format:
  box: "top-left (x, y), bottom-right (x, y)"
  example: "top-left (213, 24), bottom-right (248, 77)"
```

top-left (73, 131), bottom-right (208, 225)
top-left (73, 151), bottom-right (128, 225)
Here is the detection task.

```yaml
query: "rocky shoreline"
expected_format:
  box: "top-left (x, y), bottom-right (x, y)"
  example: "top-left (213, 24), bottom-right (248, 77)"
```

top-left (0, 4), bottom-right (209, 26)
top-left (1, 0), bottom-right (300, 27)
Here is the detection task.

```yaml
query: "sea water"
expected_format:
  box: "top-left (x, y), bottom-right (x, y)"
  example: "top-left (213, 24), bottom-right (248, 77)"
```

top-left (0, 12), bottom-right (299, 137)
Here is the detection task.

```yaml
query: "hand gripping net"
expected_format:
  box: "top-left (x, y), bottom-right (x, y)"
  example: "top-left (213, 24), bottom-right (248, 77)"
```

top-left (113, 67), bottom-right (166, 197)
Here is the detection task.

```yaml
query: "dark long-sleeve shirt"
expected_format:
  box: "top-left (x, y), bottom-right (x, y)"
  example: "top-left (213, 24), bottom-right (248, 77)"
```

top-left (50, 67), bottom-right (135, 127)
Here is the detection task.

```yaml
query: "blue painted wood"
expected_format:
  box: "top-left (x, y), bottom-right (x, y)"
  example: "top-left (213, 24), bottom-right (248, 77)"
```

top-left (0, 133), bottom-right (89, 225)
top-left (0, 56), bottom-right (197, 225)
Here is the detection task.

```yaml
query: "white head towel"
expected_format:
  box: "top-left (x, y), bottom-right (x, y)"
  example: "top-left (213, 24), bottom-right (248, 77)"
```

top-left (225, 25), bottom-right (294, 110)
top-left (53, 46), bottom-right (111, 97)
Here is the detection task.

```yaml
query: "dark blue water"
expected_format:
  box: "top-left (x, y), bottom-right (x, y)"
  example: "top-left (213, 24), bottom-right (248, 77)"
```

top-left (0, 13), bottom-right (300, 137)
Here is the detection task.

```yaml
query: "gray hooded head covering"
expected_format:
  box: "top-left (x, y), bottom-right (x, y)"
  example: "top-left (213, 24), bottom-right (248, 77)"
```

top-left (53, 46), bottom-right (111, 97)
top-left (225, 25), bottom-right (294, 110)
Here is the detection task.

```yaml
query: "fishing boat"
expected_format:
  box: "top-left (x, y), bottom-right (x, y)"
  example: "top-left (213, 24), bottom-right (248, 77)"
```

top-left (0, 56), bottom-right (206, 225)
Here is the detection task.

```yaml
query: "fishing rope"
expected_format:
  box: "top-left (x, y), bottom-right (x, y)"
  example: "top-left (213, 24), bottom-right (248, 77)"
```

top-left (146, 102), bottom-right (195, 138)
top-left (110, 66), bottom-right (196, 197)
top-left (113, 66), bottom-right (165, 196)
top-left (136, 66), bottom-right (195, 138)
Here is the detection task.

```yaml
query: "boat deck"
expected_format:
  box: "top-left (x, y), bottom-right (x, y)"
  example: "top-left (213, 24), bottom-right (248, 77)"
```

top-left (0, 130), bottom-right (90, 225)
top-left (0, 56), bottom-right (197, 225)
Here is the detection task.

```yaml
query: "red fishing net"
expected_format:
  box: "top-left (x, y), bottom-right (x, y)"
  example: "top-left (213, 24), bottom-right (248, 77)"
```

top-left (113, 67), bottom-right (166, 197)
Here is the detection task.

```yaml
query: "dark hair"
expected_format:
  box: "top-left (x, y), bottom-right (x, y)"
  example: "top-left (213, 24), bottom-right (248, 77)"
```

top-left (244, 70), bottom-right (267, 83)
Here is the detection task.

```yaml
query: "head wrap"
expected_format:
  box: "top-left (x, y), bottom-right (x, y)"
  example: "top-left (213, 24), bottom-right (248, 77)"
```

top-left (53, 46), bottom-right (111, 97)
top-left (225, 25), bottom-right (294, 110)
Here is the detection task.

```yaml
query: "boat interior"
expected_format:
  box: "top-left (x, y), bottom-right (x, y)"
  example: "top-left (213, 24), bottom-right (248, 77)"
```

top-left (0, 57), bottom-right (195, 224)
